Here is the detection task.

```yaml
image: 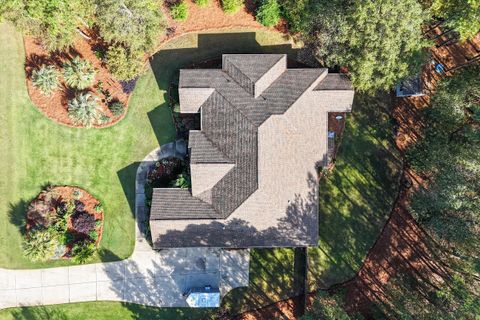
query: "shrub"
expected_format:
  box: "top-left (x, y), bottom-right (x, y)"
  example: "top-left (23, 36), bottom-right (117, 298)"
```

top-left (221, 0), bottom-right (243, 13)
top-left (169, 172), bottom-right (191, 188)
top-left (108, 101), bottom-right (125, 117)
top-left (71, 211), bottom-right (96, 235)
top-left (194, 0), bottom-right (209, 7)
top-left (1, 0), bottom-right (94, 51)
top-left (256, 0), bottom-right (281, 27)
top-left (63, 57), bottom-right (96, 90)
top-left (71, 240), bottom-right (95, 264)
top-left (67, 93), bottom-right (102, 127)
top-left (23, 229), bottom-right (60, 262)
top-left (171, 1), bottom-right (189, 21)
top-left (95, 0), bottom-right (166, 53)
top-left (106, 45), bottom-right (144, 81)
top-left (31, 65), bottom-right (59, 95)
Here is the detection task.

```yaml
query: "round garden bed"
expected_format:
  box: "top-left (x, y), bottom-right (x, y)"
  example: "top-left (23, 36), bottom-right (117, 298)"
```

top-left (24, 186), bottom-right (104, 263)
top-left (24, 33), bottom-right (132, 128)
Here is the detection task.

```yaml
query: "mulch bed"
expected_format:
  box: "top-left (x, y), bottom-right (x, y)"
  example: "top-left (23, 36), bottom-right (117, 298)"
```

top-left (22, 0), bottom-right (290, 128)
top-left (160, 0), bottom-right (281, 45)
top-left (24, 32), bottom-right (130, 128)
top-left (26, 186), bottom-right (104, 258)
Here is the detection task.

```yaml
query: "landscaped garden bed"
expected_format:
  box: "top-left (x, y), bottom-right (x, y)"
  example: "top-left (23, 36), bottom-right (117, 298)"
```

top-left (24, 33), bottom-right (130, 128)
top-left (144, 157), bottom-right (191, 206)
top-left (24, 186), bottom-right (104, 264)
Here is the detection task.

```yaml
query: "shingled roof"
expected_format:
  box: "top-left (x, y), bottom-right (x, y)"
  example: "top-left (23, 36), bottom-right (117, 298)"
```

top-left (150, 54), bottom-right (355, 248)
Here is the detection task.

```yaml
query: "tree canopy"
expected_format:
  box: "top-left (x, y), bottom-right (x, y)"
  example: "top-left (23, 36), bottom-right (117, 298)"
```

top-left (95, 0), bottom-right (165, 52)
top-left (1, 0), bottom-right (94, 50)
top-left (305, 0), bottom-right (429, 92)
top-left (431, 0), bottom-right (480, 40)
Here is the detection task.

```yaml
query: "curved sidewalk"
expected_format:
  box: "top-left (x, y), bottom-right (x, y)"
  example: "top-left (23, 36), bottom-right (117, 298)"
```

top-left (0, 141), bottom-right (249, 309)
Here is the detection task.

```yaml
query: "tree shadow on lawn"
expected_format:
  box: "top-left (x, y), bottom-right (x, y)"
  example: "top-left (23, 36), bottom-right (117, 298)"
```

top-left (308, 92), bottom-right (403, 290)
top-left (9, 305), bottom-right (69, 320)
top-left (8, 182), bottom-right (54, 236)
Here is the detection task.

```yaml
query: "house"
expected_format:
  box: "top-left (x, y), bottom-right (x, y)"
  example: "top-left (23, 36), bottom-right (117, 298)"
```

top-left (150, 54), bottom-right (354, 249)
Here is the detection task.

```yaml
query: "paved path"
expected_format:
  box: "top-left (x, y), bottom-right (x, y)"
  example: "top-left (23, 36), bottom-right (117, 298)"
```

top-left (0, 141), bottom-right (250, 309)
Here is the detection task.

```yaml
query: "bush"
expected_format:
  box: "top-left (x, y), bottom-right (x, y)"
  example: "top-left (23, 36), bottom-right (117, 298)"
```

top-left (71, 211), bottom-right (96, 235)
top-left (63, 57), bottom-right (96, 90)
top-left (71, 240), bottom-right (95, 264)
top-left (67, 93), bottom-right (102, 127)
top-left (169, 172), bottom-right (191, 188)
top-left (95, 0), bottom-right (165, 52)
top-left (106, 45), bottom-right (144, 81)
top-left (256, 0), bottom-right (281, 27)
top-left (194, 0), bottom-right (209, 7)
top-left (31, 65), bottom-right (59, 95)
top-left (23, 229), bottom-right (60, 262)
top-left (171, 1), bottom-right (189, 21)
top-left (108, 101), bottom-right (126, 117)
top-left (221, 0), bottom-right (243, 13)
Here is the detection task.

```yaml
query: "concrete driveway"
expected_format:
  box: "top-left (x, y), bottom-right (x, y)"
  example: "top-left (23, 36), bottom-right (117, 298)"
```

top-left (0, 142), bottom-right (250, 309)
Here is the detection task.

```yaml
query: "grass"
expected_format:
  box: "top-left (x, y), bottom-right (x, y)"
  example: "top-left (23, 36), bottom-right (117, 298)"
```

top-left (308, 92), bottom-right (403, 289)
top-left (219, 93), bottom-right (403, 314)
top-left (0, 23), bottom-right (301, 317)
top-left (0, 21), bottom-right (401, 316)
top-left (0, 302), bottom-right (213, 320)
top-left (0, 22), bottom-right (175, 268)
top-left (0, 24), bottom-right (295, 268)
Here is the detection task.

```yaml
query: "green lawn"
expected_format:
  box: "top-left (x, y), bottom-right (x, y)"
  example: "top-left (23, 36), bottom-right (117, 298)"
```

top-left (0, 24), bottom-right (297, 269)
top-left (0, 302), bottom-right (213, 320)
top-left (219, 93), bottom-right (403, 314)
top-left (308, 93), bottom-right (403, 289)
top-left (0, 22), bottom-right (401, 317)
top-left (0, 22), bottom-right (174, 268)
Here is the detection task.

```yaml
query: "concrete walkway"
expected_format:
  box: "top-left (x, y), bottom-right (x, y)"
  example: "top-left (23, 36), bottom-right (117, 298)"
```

top-left (0, 141), bottom-right (250, 309)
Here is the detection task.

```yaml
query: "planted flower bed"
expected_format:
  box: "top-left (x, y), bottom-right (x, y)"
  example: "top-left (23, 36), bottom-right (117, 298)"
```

top-left (23, 186), bottom-right (103, 264)
top-left (144, 157), bottom-right (191, 206)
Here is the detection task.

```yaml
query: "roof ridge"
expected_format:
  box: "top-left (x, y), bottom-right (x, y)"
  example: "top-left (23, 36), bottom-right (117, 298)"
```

top-left (264, 69), bottom-right (327, 117)
top-left (211, 89), bottom-right (258, 129)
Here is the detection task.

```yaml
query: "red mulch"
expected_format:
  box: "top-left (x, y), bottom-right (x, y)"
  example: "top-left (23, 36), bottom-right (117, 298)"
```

top-left (26, 186), bottom-right (104, 256)
top-left (339, 27), bottom-right (480, 316)
top-left (23, 0), bottom-right (289, 128)
top-left (24, 34), bottom-right (129, 128)
top-left (160, 0), bottom-right (286, 45)
top-left (230, 28), bottom-right (480, 320)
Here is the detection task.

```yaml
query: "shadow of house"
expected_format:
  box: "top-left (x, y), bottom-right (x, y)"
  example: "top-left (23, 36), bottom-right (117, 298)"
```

top-left (155, 172), bottom-right (318, 250)
top-left (116, 162), bottom-right (140, 217)
top-left (148, 32), bottom-right (300, 94)
top-left (308, 91), bottom-right (404, 289)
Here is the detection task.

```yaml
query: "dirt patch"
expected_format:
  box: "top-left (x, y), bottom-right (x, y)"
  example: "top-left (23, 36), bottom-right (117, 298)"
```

top-left (26, 185), bottom-right (104, 258)
top-left (24, 34), bottom-right (130, 128)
